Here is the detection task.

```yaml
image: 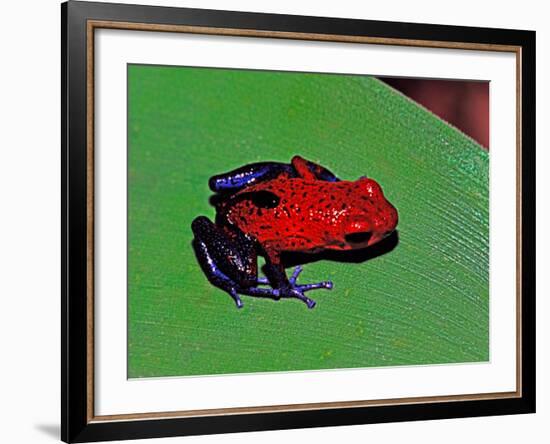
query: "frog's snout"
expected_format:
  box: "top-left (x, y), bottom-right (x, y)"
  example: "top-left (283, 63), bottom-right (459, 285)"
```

top-left (344, 229), bottom-right (391, 249)
top-left (384, 201), bottom-right (399, 232)
top-left (344, 231), bottom-right (373, 246)
top-left (343, 220), bottom-right (376, 249)
top-left (345, 198), bottom-right (398, 249)
top-left (366, 231), bottom-right (389, 247)
top-left (369, 201), bottom-right (399, 245)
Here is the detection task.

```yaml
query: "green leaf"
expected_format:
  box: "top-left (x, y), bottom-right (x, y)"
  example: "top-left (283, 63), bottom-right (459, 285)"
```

top-left (128, 65), bottom-right (488, 378)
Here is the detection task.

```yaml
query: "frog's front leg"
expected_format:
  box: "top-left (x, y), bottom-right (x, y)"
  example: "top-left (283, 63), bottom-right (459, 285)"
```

top-left (261, 245), bottom-right (333, 309)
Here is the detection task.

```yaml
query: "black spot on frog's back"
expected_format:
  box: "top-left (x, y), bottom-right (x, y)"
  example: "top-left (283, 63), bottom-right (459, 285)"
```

top-left (241, 190), bottom-right (281, 209)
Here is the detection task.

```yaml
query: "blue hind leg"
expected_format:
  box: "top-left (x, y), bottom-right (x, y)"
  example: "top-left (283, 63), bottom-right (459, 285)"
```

top-left (193, 239), bottom-right (245, 308)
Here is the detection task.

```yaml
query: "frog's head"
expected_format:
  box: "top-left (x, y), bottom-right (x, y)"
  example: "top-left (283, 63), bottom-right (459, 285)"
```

top-left (337, 177), bottom-right (398, 250)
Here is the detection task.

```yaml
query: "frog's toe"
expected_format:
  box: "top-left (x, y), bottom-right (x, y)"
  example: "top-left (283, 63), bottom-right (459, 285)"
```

top-left (229, 288), bottom-right (244, 309)
top-left (296, 280), bottom-right (333, 292)
top-left (289, 266), bottom-right (333, 292)
top-left (287, 288), bottom-right (317, 309)
top-left (289, 266), bottom-right (303, 284)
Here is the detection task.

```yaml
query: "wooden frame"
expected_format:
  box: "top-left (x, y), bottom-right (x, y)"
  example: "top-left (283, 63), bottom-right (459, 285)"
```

top-left (62, 1), bottom-right (536, 442)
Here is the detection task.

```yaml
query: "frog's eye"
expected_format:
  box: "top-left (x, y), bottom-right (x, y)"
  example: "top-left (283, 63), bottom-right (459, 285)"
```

top-left (245, 190), bottom-right (280, 209)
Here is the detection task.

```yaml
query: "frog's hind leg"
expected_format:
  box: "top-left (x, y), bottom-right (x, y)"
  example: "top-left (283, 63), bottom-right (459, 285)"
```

top-left (209, 162), bottom-right (295, 194)
top-left (191, 216), bottom-right (259, 308)
top-left (193, 239), bottom-right (244, 308)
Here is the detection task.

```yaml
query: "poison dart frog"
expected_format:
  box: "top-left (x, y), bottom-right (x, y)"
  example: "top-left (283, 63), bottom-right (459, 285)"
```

top-left (191, 155), bottom-right (398, 309)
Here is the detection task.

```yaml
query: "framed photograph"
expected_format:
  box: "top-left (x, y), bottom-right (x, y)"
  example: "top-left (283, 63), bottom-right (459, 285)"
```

top-left (61, 1), bottom-right (536, 442)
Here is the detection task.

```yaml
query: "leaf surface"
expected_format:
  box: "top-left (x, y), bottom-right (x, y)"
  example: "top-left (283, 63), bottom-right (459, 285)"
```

top-left (128, 66), bottom-right (489, 378)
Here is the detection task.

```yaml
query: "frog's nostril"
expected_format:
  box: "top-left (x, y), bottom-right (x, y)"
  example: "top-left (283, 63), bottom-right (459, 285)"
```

top-left (345, 232), bottom-right (372, 245)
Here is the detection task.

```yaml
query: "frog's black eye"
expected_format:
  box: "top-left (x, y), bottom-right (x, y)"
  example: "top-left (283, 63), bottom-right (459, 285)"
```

top-left (246, 190), bottom-right (280, 209)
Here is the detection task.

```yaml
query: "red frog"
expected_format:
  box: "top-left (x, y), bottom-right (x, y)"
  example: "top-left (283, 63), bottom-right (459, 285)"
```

top-left (192, 155), bottom-right (398, 309)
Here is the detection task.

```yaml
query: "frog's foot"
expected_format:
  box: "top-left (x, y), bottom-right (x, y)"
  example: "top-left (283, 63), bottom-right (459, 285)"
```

top-left (240, 267), bottom-right (332, 309)
top-left (281, 266), bottom-right (333, 308)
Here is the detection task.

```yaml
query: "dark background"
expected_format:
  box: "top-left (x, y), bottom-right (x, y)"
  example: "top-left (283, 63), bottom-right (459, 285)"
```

top-left (380, 78), bottom-right (489, 149)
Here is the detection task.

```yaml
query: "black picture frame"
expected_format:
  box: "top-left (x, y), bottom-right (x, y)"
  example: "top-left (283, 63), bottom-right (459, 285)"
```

top-left (62, 1), bottom-right (536, 442)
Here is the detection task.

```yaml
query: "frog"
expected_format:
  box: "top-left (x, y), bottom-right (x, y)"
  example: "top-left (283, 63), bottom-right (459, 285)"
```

top-left (191, 155), bottom-right (398, 309)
